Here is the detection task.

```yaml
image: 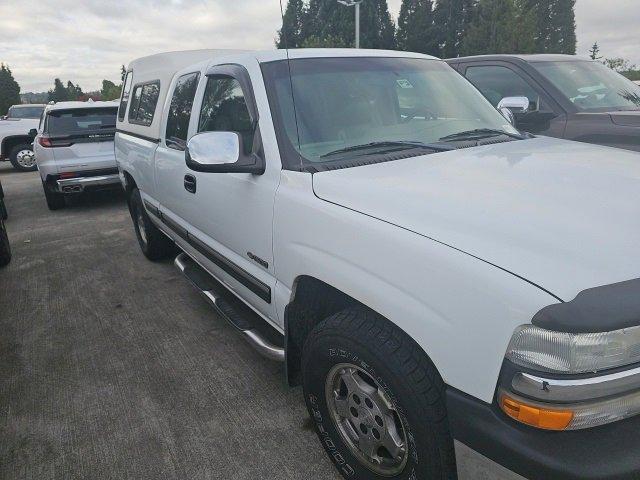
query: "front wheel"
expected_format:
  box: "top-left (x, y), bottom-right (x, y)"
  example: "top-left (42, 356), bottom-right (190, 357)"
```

top-left (302, 307), bottom-right (457, 480)
top-left (9, 144), bottom-right (38, 172)
top-left (0, 218), bottom-right (11, 266)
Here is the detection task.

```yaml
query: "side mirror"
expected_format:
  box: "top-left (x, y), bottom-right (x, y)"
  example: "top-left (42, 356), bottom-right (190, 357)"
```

top-left (29, 128), bottom-right (38, 137)
top-left (497, 96), bottom-right (530, 125)
top-left (185, 131), bottom-right (264, 174)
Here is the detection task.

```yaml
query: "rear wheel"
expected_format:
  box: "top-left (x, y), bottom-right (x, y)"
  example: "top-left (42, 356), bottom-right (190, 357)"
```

top-left (9, 144), bottom-right (37, 172)
top-left (302, 307), bottom-right (457, 480)
top-left (42, 181), bottom-right (65, 210)
top-left (0, 218), bottom-right (11, 267)
top-left (129, 187), bottom-right (176, 261)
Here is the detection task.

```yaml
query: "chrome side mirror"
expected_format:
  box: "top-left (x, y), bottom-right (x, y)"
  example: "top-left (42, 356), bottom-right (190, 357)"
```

top-left (185, 131), bottom-right (265, 174)
top-left (497, 96), bottom-right (530, 125)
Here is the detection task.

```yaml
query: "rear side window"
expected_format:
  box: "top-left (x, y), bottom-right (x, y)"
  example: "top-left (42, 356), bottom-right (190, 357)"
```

top-left (198, 76), bottom-right (253, 153)
top-left (118, 71), bottom-right (133, 121)
top-left (128, 81), bottom-right (160, 126)
top-left (165, 72), bottom-right (200, 150)
top-left (46, 108), bottom-right (118, 136)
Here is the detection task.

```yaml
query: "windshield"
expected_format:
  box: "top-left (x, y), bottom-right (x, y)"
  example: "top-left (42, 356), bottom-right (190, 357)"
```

top-left (262, 57), bottom-right (519, 170)
top-left (46, 107), bottom-right (117, 136)
top-left (7, 105), bottom-right (44, 119)
top-left (532, 60), bottom-right (640, 112)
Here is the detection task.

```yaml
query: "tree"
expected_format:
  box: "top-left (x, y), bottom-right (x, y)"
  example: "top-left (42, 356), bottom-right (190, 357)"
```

top-left (66, 81), bottom-right (83, 101)
top-left (604, 57), bottom-right (636, 73)
top-left (462, 0), bottom-right (536, 56)
top-left (0, 64), bottom-right (21, 116)
top-left (397, 0), bottom-right (439, 55)
top-left (305, 0), bottom-right (395, 49)
top-left (100, 80), bottom-right (122, 101)
top-left (433, 0), bottom-right (477, 58)
top-left (524, 0), bottom-right (576, 54)
top-left (277, 0), bottom-right (307, 48)
top-left (589, 41), bottom-right (601, 60)
top-left (48, 78), bottom-right (69, 102)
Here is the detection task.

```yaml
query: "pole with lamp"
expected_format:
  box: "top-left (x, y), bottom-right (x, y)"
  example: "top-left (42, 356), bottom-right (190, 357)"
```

top-left (337, 0), bottom-right (363, 49)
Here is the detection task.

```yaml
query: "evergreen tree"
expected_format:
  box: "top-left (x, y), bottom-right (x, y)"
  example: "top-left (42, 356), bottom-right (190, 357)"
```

top-left (66, 81), bottom-right (83, 101)
top-left (277, 0), bottom-right (307, 48)
top-left (306, 0), bottom-right (395, 49)
top-left (397, 0), bottom-right (439, 55)
top-left (433, 0), bottom-right (477, 58)
top-left (0, 64), bottom-right (21, 116)
top-left (100, 80), bottom-right (122, 101)
top-left (48, 78), bottom-right (69, 102)
top-left (461, 0), bottom-right (535, 55)
top-left (589, 42), bottom-right (601, 60)
top-left (524, 0), bottom-right (576, 54)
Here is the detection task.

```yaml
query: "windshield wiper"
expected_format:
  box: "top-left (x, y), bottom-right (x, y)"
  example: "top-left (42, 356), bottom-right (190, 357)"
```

top-left (438, 128), bottom-right (525, 142)
top-left (320, 141), bottom-right (454, 158)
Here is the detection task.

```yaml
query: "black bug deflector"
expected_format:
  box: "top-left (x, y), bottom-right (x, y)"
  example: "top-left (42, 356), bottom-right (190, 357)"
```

top-left (533, 278), bottom-right (640, 333)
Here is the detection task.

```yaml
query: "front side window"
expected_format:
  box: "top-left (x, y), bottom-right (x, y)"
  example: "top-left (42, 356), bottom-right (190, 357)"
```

top-left (118, 71), bottom-right (133, 121)
top-left (532, 60), bottom-right (640, 112)
top-left (128, 81), bottom-right (160, 126)
top-left (263, 57), bottom-right (519, 170)
top-left (45, 107), bottom-right (118, 136)
top-left (7, 106), bottom-right (44, 119)
top-left (465, 65), bottom-right (541, 110)
top-left (198, 76), bottom-right (253, 153)
top-left (165, 72), bottom-right (200, 150)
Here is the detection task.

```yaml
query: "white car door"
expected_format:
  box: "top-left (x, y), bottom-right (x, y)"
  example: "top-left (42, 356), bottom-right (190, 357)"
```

top-left (158, 61), bottom-right (280, 323)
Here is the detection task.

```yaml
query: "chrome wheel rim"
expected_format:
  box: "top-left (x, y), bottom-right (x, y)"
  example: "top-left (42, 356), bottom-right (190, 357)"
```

top-left (137, 208), bottom-right (147, 245)
top-left (16, 149), bottom-right (36, 168)
top-left (325, 363), bottom-right (409, 476)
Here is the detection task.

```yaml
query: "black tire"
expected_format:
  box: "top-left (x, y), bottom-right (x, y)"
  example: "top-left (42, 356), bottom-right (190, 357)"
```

top-left (42, 181), bottom-right (65, 210)
top-left (0, 218), bottom-right (11, 267)
top-left (9, 143), bottom-right (37, 172)
top-left (128, 187), bottom-right (176, 261)
top-left (302, 307), bottom-right (457, 480)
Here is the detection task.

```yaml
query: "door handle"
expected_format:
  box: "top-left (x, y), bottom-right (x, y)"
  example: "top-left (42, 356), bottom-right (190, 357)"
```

top-left (184, 174), bottom-right (197, 194)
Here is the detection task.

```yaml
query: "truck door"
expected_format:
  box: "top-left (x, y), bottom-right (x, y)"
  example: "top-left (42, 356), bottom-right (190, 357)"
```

top-left (159, 62), bottom-right (280, 321)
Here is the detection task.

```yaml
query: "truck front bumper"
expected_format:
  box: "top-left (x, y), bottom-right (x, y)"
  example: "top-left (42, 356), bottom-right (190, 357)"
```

top-left (448, 387), bottom-right (640, 480)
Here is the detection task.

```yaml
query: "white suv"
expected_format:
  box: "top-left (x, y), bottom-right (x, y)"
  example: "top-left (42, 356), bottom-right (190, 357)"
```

top-left (116, 49), bottom-right (640, 480)
top-left (34, 101), bottom-right (120, 210)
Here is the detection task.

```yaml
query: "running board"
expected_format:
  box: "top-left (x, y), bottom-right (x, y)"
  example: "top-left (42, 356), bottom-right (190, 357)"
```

top-left (174, 253), bottom-right (285, 362)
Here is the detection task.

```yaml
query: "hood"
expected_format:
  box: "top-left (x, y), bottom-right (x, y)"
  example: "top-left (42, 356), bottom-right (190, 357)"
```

top-left (312, 137), bottom-right (640, 301)
top-left (610, 110), bottom-right (640, 127)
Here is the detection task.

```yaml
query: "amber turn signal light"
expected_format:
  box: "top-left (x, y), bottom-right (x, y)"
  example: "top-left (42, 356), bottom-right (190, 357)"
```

top-left (501, 394), bottom-right (574, 431)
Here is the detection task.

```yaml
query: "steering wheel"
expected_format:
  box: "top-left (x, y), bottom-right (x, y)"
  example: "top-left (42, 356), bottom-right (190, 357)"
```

top-left (400, 106), bottom-right (438, 123)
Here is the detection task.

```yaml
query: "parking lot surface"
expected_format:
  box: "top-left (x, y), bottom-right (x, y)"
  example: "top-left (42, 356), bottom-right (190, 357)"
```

top-left (0, 165), bottom-right (508, 480)
top-left (0, 165), bottom-right (340, 480)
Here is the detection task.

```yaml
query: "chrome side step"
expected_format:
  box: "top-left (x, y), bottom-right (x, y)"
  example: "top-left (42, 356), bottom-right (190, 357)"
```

top-left (174, 253), bottom-right (285, 362)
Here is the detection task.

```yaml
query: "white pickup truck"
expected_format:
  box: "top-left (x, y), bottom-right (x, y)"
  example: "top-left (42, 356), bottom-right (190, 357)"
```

top-left (115, 49), bottom-right (640, 480)
top-left (0, 104), bottom-right (44, 171)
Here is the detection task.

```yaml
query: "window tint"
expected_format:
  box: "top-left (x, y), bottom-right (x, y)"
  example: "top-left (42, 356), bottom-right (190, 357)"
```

top-left (198, 77), bottom-right (253, 153)
top-left (465, 65), bottom-right (540, 110)
top-left (128, 81), bottom-right (160, 126)
top-left (46, 108), bottom-right (118, 135)
top-left (165, 72), bottom-right (200, 150)
top-left (7, 106), bottom-right (44, 119)
top-left (118, 71), bottom-right (133, 121)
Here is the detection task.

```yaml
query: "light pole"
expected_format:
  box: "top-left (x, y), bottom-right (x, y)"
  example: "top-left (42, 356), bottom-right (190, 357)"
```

top-left (337, 0), bottom-right (363, 49)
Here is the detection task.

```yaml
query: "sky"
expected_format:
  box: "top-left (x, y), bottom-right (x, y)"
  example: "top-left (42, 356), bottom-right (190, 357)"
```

top-left (0, 0), bottom-right (638, 93)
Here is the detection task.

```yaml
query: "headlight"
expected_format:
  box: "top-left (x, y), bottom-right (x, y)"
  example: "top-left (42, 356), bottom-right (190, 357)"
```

top-left (505, 324), bottom-right (640, 374)
top-left (499, 324), bottom-right (640, 430)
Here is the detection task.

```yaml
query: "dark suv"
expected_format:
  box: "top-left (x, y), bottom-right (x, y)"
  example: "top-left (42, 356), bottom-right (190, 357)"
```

top-left (0, 179), bottom-right (10, 266)
top-left (447, 54), bottom-right (640, 152)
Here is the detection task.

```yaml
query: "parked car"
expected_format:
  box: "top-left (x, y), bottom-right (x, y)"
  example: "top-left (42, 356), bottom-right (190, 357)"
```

top-left (33, 101), bottom-right (120, 210)
top-left (447, 54), bottom-right (640, 152)
top-left (0, 103), bottom-right (45, 171)
top-left (0, 179), bottom-right (10, 266)
top-left (116, 48), bottom-right (640, 480)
